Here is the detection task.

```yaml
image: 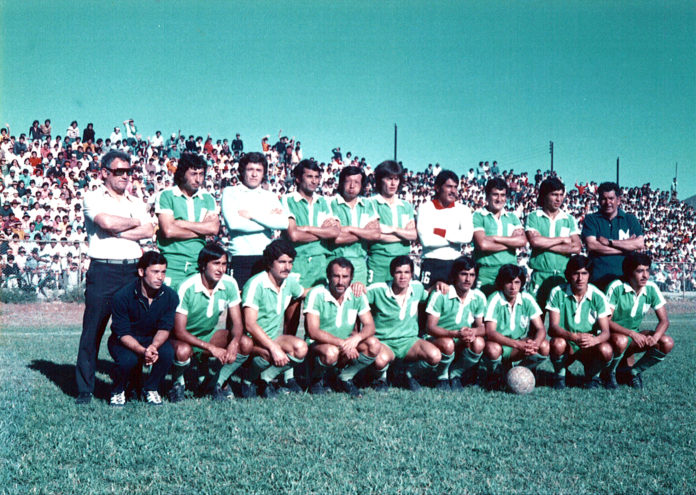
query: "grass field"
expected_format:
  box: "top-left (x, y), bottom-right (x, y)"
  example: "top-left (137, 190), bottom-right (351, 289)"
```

top-left (1, 303), bottom-right (695, 494)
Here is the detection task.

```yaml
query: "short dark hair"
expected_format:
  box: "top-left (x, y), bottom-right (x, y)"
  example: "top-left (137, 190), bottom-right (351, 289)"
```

top-left (564, 255), bottom-right (593, 282)
top-left (327, 257), bottom-right (354, 279)
top-left (597, 182), bottom-right (622, 197)
top-left (389, 255), bottom-right (414, 277)
top-left (239, 152), bottom-right (268, 182)
top-left (485, 177), bottom-right (508, 196)
top-left (293, 159), bottom-right (321, 184)
top-left (338, 166), bottom-right (367, 196)
top-left (375, 160), bottom-right (404, 193)
top-left (495, 264), bottom-right (527, 290)
top-left (434, 170), bottom-right (458, 189)
top-left (622, 252), bottom-right (652, 279)
top-left (538, 178), bottom-right (565, 207)
top-left (197, 241), bottom-right (227, 272)
top-left (262, 239), bottom-right (296, 270)
top-left (137, 250), bottom-right (167, 271)
top-left (448, 256), bottom-right (477, 284)
top-left (101, 150), bottom-right (131, 170)
top-left (174, 152), bottom-right (207, 187)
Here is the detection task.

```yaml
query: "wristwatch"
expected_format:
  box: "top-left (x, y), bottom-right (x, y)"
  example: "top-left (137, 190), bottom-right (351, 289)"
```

top-left (608, 239), bottom-right (614, 247)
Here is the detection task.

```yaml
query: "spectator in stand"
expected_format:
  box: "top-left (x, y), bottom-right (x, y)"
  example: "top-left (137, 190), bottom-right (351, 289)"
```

top-left (82, 123), bottom-right (95, 145)
top-left (39, 119), bottom-right (52, 140)
top-left (231, 133), bottom-right (243, 153)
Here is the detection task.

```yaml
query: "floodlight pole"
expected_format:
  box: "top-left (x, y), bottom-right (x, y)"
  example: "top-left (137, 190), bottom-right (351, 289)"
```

top-left (549, 141), bottom-right (554, 172)
top-left (616, 157), bottom-right (620, 185)
top-left (394, 124), bottom-right (398, 161)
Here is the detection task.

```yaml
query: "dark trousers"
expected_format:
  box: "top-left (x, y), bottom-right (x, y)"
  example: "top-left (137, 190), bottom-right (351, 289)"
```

top-left (229, 255), bottom-right (264, 290)
top-left (75, 261), bottom-right (138, 395)
top-left (420, 258), bottom-right (452, 289)
top-left (107, 335), bottom-right (174, 393)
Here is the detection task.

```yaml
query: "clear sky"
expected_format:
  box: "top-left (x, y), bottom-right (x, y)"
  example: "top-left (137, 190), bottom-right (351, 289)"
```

top-left (1, 0), bottom-right (694, 198)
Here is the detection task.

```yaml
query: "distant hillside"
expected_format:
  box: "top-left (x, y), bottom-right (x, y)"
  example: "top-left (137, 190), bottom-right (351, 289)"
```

top-left (684, 194), bottom-right (696, 208)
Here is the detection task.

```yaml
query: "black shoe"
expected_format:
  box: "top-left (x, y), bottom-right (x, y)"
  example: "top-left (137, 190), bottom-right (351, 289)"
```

top-left (212, 384), bottom-right (233, 401)
top-left (585, 376), bottom-right (602, 389)
top-left (338, 379), bottom-right (362, 398)
top-left (75, 393), bottom-right (92, 405)
top-left (281, 378), bottom-right (303, 394)
top-left (309, 378), bottom-right (328, 395)
top-left (260, 381), bottom-right (278, 399)
top-left (239, 381), bottom-right (257, 399)
top-left (435, 379), bottom-right (451, 391)
top-left (374, 379), bottom-right (389, 392)
top-left (144, 390), bottom-right (163, 406)
top-left (460, 367), bottom-right (478, 387)
top-left (168, 382), bottom-right (185, 403)
top-left (449, 377), bottom-right (464, 391)
top-left (404, 375), bottom-right (421, 392)
top-left (630, 374), bottom-right (643, 389)
top-left (552, 374), bottom-right (566, 390)
top-left (603, 372), bottom-right (618, 390)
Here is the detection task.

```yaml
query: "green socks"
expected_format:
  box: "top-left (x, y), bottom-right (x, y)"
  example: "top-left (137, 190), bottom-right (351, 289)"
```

top-left (338, 353), bottom-right (375, 382)
top-left (551, 354), bottom-right (567, 377)
top-left (216, 354), bottom-right (249, 387)
top-left (520, 353), bottom-right (548, 371)
top-left (172, 359), bottom-right (190, 386)
top-left (450, 348), bottom-right (482, 379)
top-left (435, 352), bottom-right (454, 381)
top-left (632, 348), bottom-right (666, 376)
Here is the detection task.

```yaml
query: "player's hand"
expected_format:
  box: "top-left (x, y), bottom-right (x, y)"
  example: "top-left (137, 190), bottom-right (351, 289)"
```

top-left (350, 282), bottom-right (366, 296)
top-left (458, 327), bottom-right (476, 343)
top-left (598, 236), bottom-right (610, 246)
top-left (143, 345), bottom-right (159, 365)
top-left (224, 342), bottom-right (239, 364)
top-left (208, 345), bottom-right (227, 363)
top-left (321, 218), bottom-right (339, 228)
top-left (269, 344), bottom-right (289, 366)
top-left (435, 281), bottom-right (450, 294)
top-left (340, 336), bottom-right (360, 361)
top-left (270, 208), bottom-right (284, 215)
top-left (576, 333), bottom-right (595, 348)
top-left (521, 338), bottom-right (539, 355)
top-left (632, 332), bottom-right (648, 348)
top-left (644, 334), bottom-right (657, 347)
top-left (380, 224), bottom-right (395, 235)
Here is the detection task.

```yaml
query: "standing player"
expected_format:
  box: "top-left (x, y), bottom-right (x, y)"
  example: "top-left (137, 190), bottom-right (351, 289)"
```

top-left (169, 242), bottom-right (252, 402)
top-left (367, 160), bottom-right (417, 285)
top-left (546, 255), bottom-right (613, 389)
top-left (241, 240), bottom-right (309, 398)
top-left (417, 170), bottom-right (473, 288)
top-left (304, 258), bottom-right (381, 397)
top-left (472, 178), bottom-right (527, 296)
top-left (525, 177), bottom-right (581, 309)
top-left (481, 264), bottom-right (549, 389)
top-left (425, 256), bottom-right (487, 389)
top-left (330, 166), bottom-right (380, 284)
top-left (367, 255), bottom-right (441, 391)
top-left (156, 152), bottom-right (219, 290)
top-left (604, 253), bottom-right (673, 389)
top-left (581, 182), bottom-right (644, 290)
top-left (220, 151), bottom-right (288, 289)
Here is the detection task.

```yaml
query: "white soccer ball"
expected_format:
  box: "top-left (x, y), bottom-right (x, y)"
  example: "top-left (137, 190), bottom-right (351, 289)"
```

top-left (506, 366), bottom-right (535, 394)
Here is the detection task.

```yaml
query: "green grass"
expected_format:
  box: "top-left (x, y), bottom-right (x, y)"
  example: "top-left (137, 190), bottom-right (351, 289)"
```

top-left (1, 313), bottom-right (695, 494)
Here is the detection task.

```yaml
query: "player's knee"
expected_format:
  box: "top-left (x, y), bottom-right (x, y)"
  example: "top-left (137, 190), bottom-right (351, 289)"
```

top-left (598, 342), bottom-right (613, 362)
top-left (538, 339), bottom-right (550, 356)
top-left (484, 342), bottom-right (502, 359)
top-left (364, 337), bottom-right (381, 357)
top-left (611, 334), bottom-right (629, 352)
top-left (324, 345), bottom-right (340, 364)
top-left (470, 336), bottom-right (485, 354)
top-left (239, 335), bottom-right (254, 355)
top-left (436, 337), bottom-right (455, 355)
top-left (174, 343), bottom-right (192, 362)
top-left (425, 344), bottom-right (441, 365)
top-left (375, 351), bottom-right (393, 370)
top-left (659, 335), bottom-right (674, 354)
top-left (293, 339), bottom-right (308, 359)
top-left (550, 338), bottom-right (566, 357)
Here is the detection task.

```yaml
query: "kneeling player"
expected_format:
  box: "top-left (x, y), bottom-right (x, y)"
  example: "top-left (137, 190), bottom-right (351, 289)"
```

top-left (367, 255), bottom-right (441, 391)
top-left (604, 253), bottom-right (673, 389)
top-left (305, 257), bottom-right (381, 397)
top-left (170, 242), bottom-right (253, 402)
top-left (481, 264), bottom-right (549, 389)
top-left (425, 256), bottom-right (486, 389)
top-left (242, 239), bottom-right (309, 398)
top-left (547, 255), bottom-right (613, 389)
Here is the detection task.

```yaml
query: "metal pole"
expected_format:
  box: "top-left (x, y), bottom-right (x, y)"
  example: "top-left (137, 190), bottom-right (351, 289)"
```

top-left (394, 124), bottom-right (397, 162)
top-left (549, 141), bottom-right (554, 172)
top-left (616, 157), bottom-right (619, 185)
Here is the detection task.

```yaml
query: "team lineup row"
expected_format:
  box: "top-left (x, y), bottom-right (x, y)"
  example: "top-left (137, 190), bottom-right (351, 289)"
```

top-left (74, 149), bottom-right (661, 404)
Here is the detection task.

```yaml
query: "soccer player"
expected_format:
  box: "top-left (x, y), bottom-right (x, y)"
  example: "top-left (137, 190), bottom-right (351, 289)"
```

top-left (304, 257), bottom-right (382, 397)
top-left (604, 253), bottom-right (673, 389)
top-left (472, 178), bottom-right (527, 296)
top-left (367, 160), bottom-right (417, 285)
top-left (581, 182), bottom-right (644, 290)
top-left (481, 264), bottom-right (549, 389)
top-left (417, 170), bottom-right (473, 288)
top-left (525, 177), bottom-right (581, 309)
top-left (367, 255), bottom-right (441, 391)
top-left (220, 151), bottom-right (288, 289)
top-left (108, 251), bottom-right (178, 406)
top-left (282, 159), bottom-right (340, 336)
top-left (156, 152), bottom-right (219, 290)
top-left (329, 166), bottom-right (380, 285)
top-left (169, 242), bottom-right (252, 402)
top-left (241, 239), bottom-right (309, 398)
top-left (546, 255), bottom-right (613, 389)
top-left (425, 256), bottom-right (486, 389)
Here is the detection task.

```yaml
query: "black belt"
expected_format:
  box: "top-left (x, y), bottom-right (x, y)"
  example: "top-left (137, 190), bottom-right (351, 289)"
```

top-left (91, 258), bottom-right (139, 265)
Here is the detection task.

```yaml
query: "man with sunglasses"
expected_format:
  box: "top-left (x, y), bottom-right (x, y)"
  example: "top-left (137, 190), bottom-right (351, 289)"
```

top-left (75, 150), bottom-right (154, 404)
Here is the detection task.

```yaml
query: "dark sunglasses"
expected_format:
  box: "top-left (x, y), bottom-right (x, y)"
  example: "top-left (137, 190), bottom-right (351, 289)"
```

top-left (105, 167), bottom-right (133, 177)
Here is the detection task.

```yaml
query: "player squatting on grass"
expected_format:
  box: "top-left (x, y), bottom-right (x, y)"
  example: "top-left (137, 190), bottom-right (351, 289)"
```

top-left (78, 172), bottom-right (673, 404)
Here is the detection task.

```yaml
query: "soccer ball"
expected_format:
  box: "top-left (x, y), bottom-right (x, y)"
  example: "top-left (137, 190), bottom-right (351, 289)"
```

top-left (506, 366), bottom-right (535, 394)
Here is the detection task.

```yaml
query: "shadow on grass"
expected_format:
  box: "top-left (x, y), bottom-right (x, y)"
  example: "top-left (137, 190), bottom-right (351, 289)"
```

top-left (27, 359), bottom-right (113, 400)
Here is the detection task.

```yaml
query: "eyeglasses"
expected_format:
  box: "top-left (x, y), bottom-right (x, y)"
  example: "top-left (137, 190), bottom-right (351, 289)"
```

top-left (105, 168), bottom-right (133, 177)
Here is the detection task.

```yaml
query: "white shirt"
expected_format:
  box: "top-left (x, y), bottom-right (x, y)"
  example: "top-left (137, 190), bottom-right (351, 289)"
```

top-left (417, 199), bottom-right (473, 260)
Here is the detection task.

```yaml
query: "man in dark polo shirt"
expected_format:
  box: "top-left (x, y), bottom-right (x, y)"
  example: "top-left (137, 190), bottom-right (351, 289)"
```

top-left (107, 251), bottom-right (178, 406)
top-left (581, 182), bottom-right (644, 290)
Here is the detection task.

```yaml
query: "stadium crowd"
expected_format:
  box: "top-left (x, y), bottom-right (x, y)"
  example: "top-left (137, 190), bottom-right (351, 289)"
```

top-left (0, 119), bottom-right (694, 295)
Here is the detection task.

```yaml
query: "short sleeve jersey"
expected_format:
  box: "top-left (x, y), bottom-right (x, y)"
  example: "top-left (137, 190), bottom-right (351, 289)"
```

top-left (546, 283), bottom-right (609, 334)
top-left (176, 273), bottom-right (241, 339)
top-left (525, 209), bottom-right (579, 273)
top-left (281, 191), bottom-right (333, 257)
top-left (242, 271), bottom-right (304, 340)
top-left (155, 186), bottom-right (218, 259)
top-left (605, 279), bottom-right (665, 332)
top-left (367, 280), bottom-right (427, 341)
top-left (484, 291), bottom-right (542, 340)
top-left (330, 196), bottom-right (378, 260)
top-left (425, 286), bottom-right (487, 331)
top-left (472, 208), bottom-right (522, 266)
top-left (368, 195), bottom-right (415, 257)
top-left (303, 286), bottom-right (371, 339)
